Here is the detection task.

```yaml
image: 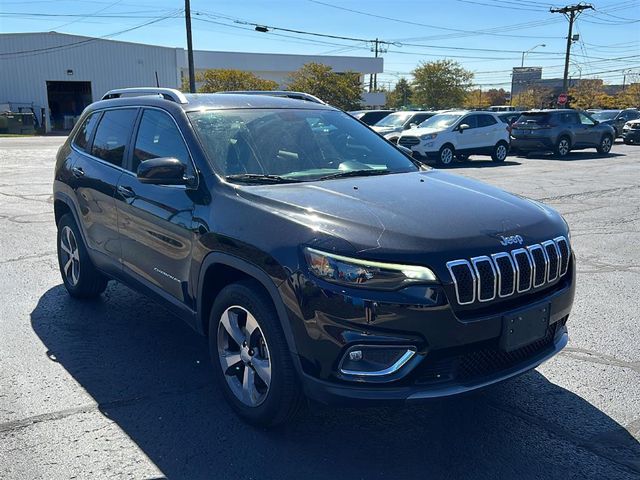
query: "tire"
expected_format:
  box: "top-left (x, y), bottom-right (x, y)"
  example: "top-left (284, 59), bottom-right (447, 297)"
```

top-left (455, 154), bottom-right (469, 162)
top-left (596, 135), bottom-right (613, 154)
top-left (554, 136), bottom-right (571, 158)
top-left (209, 280), bottom-right (303, 427)
top-left (491, 141), bottom-right (509, 162)
top-left (437, 144), bottom-right (455, 166)
top-left (56, 213), bottom-right (108, 298)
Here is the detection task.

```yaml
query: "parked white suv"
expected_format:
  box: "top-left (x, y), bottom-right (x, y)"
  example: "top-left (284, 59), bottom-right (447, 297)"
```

top-left (398, 111), bottom-right (510, 166)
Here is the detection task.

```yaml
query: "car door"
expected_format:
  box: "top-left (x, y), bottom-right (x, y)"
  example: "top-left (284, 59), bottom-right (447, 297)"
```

top-left (455, 114), bottom-right (479, 151)
top-left (476, 114), bottom-right (501, 148)
top-left (576, 112), bottom-right (598, 146)
top-left (68, 108), bottom-right (138, 275)
top-left (115, 107), bottom-right (197, 305)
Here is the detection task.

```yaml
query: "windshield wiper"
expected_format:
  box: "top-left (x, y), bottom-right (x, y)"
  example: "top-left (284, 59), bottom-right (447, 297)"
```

top-left (225, 173), bottom-right (301, 184)
top-left (316, 169), bottom-right (391, 181)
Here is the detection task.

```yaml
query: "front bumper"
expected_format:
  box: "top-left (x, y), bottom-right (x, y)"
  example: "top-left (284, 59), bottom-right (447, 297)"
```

top-left (284, 259), bottom-right (575, 405)
top-left (622, 129), bottom-right (640, 143)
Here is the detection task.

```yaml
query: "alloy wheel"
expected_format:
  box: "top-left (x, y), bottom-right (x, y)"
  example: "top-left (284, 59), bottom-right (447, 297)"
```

top-left (496, 144), bottom-right (507, 161)
top-left (60, 225), bottom-right (80, 286)
top-left (558, 139), bottom-right (570, 156)
top-left (601, 137), bottom-right (612, 153)
top-left (217, 306), bottom-right (272, 407)
top-left (441, 147), bottom-right (453, 165)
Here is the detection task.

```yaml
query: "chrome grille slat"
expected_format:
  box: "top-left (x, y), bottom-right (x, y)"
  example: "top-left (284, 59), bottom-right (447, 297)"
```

top-left (446, 237), bottom-right (570, 306)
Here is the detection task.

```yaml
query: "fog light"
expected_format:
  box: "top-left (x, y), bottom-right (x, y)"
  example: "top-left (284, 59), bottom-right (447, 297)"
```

top-left (339, 345), bottom-right (415, 377)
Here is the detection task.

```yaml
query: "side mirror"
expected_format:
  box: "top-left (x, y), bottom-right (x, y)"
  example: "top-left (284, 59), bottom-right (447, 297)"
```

top-left (137, 157), bottom-right (189, 185)
top-left (593, 120), bottom-right (599, 125)
top-left (458, 123), bottom-right (470, 133)
top-left (409, 123), bottom-right (418, 129)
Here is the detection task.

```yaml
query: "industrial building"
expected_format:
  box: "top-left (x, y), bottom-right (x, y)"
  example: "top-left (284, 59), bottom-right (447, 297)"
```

top-left (0, 32), bottom-right (384, 131)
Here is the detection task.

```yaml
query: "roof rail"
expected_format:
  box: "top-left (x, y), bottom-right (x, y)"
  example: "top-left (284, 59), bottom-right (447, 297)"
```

top-left (101, 88), bottom-right (188, 104)
top-left (217, 90), bottom-right (326, 105)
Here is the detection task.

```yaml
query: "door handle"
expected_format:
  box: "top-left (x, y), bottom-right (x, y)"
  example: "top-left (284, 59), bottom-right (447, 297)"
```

top-left (117, 185), bottom-right (135, 198)
top-left (71, 167), bottom-right (85, 178)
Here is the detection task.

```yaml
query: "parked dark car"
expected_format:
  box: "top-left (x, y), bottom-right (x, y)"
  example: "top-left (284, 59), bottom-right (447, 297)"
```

top-left (591, 109), bottom-right (640, 137)
top-left (496, 111), bottom-right (523, 135)
top-left (622, 118), bottom-right (640, 144)
top-left (53, 87), bottom-right (574, 426)
top-left (510, 109), bottom-right (615, 158)
top-left (349, 109), bottom-right (394, 126)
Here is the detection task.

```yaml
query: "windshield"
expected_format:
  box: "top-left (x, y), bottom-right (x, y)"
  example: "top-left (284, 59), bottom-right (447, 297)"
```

top-left (591, 110), bottom-right (620, 121)
top-left (188, 109), bottom-right (419, 183)
top-left (374, 112), bottom-right (412, 127)
top-left (418, 113), bottom-right (463, 129)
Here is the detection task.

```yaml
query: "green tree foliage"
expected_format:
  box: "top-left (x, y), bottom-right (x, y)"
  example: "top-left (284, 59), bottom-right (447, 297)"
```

top-left (616, 83), bottom-right (640, 109)
top-left (411, 60), bottom-right (474, 109)
top-left (191, 69), bottom-right (279, 93)
top-left (286, 62), bottom-right (362, 110)
top-left (385, 78), bottom-right (413, 109)
top-left (463, 89), bottom-right (490, 109)
top-left (569, 80), bottom-right (615, 109)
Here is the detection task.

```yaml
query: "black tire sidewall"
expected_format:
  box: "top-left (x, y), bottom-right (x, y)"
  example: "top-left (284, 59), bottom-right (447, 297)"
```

top-left (208, 282), bottom-right (300, 427)
top-left (492, 141), bottom-right (508, 162)
top-left (555, 137), bottom-right (571, 158)
top-left (598, 135), bottom-right (612, 154)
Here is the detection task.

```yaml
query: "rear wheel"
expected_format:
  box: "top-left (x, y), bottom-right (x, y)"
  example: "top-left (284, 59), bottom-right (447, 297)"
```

top-left (437, 144), bottom-right (455, 166)
top-left (491, 141), bottom-right (509, 162)
top-left (56, 213), bottom-right (108, 298)
top-left (596, 135), bottom-right (613, 154)
top-left (554, 137), bottom-right (571, 158)
top-left (209, 281), bottom-right (303, 427)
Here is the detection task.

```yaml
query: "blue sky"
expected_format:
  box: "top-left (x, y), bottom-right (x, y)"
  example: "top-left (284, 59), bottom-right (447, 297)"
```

top-left (1, 0), bottom-right (639, 89)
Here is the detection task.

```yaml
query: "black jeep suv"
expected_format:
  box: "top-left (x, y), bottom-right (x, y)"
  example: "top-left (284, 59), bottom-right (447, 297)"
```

top-left (54, 88), bottom-right (575, 426)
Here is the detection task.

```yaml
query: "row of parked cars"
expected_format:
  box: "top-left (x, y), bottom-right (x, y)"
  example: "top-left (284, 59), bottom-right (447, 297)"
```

top-left (350, 107), bottom-right (639, 165)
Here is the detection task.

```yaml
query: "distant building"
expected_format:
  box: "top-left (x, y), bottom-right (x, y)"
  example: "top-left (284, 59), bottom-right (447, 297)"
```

top-left (511, 66), bottom-right (624, 99)
top-left (511, 67), bottom-right (542, 97)
top-left (0, 32), bottom-right (384, 131)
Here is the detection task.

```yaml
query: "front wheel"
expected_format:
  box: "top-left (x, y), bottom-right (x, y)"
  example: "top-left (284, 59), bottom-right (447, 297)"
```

top-left (491, 141), bottom-right (509, 162)
top-left (596, 135), bottom-right (613, 154)
top-left (437, 144), bottom-right (455, 166)
top-left (209, 281), bottom-right (303, 427)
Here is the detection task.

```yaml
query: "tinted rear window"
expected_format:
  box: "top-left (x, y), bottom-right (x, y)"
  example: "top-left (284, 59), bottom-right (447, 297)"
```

top-left (73, 113), bottom-right (100, 152)
top-left (91, 109), bottom-right (138, 167)
top-left (516, 113), bottom-right (551, 125)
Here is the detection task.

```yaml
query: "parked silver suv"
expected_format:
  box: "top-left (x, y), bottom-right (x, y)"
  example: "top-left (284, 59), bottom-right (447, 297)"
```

top-left (510, 109), bottom-right (616, 158)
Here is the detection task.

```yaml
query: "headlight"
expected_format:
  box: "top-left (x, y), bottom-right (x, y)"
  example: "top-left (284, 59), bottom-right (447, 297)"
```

top-left (303, 247), bottom-right (437, 289)
top-left (420, 133), bottom-right (438, 140)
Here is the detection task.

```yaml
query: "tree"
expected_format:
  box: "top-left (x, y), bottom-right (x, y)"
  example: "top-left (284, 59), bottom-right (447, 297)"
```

top-left (386, 78), bottom-right (413, 109)
top-left (286, 63), bottom-right (362, 110)
top-left (411, 60), bottom-right (474, 109)
top-left (193, 69), bottom-right (278, 93)
top-left (568, 79), bottom-right (614, 109)
top-left (463, 89), bottom-right (490, 109)
top-left (616, 83), bottom-right (640, 109)
top-left (511, 86), bottom-right (554, 109)
top-left (485, 88), bottom-right (508, 106)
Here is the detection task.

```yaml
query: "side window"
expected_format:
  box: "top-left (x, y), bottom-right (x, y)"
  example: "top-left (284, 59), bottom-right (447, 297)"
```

top-left (73, 112), bottom-right (100, 152)
top-left (579, 113), bottom-right (595, 126)
top-left (91, 109), bottom-right (138, 167)
top-left (478, 115), bottom-right (497, 127)
top-left (132, 110), bottom-right (189, 173)
top-left (412, 114), bottom-right (431, 124)
top-left (461, 115), bottom-right (478, 129)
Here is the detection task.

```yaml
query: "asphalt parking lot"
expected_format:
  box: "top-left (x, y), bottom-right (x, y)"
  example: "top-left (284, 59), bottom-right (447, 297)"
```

top-left (0, 136), bottom-right (639, 480)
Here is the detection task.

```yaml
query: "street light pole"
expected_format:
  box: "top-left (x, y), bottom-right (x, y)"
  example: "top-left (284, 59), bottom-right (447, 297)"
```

top-left (521, 44), bottom-right (546, 68)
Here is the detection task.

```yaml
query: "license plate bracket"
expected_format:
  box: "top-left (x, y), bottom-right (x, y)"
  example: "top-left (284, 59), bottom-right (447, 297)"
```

top-left (500, 303), bottom-right (550, 352)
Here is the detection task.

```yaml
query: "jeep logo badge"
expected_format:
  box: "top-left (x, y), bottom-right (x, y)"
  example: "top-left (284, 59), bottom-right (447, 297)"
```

top-left (499, 234), bottom-right (524, 246)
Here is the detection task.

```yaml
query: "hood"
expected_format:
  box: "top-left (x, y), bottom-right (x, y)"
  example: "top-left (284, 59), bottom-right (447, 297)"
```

top-left (400, 127), bottom-right (443, 137)
top-left (235, 170), bottom-right (567, 267)
top-left (371, 125), bottom-right (400, 134)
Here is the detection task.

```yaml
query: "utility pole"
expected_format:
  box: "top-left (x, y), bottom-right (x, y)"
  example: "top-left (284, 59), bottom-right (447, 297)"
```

top-left (369, 38), bottom-right (389, 92)
top-left (185, 0), bottom-right (196, 93)
top-left (550, 3), bottom-right (593, 93)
